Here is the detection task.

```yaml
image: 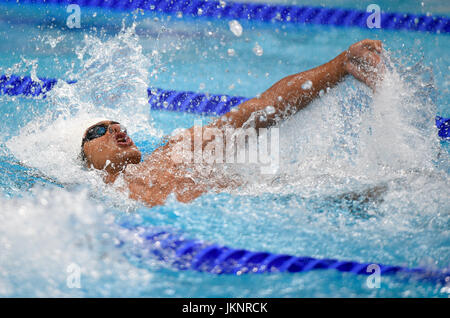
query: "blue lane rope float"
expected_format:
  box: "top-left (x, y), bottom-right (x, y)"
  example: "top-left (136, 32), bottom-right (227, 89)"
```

top-left (1, 74), bottom-right (449, 139)
top-left (0, 74), bottom-right (57, 97)
top-left (148, 86), bottom-right (248, 115)
top-left (2, 0), bottom-right (449, 34)
top-left (123, 225), bottom-right (449, 283)
top-left (436, 116), bottom-right (450, 140)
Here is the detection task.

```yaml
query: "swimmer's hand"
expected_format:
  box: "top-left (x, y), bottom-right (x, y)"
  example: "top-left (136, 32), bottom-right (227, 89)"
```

top-left (344, 39), bottom-right (384, 90)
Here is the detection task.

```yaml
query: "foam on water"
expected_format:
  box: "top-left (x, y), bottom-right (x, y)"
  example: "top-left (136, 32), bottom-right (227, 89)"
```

top-left (0, 186), bottom-right (159, 297)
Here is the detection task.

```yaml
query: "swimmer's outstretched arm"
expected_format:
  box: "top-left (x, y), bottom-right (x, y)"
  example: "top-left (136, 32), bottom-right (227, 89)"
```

top-left (211, 39), bottom-right (383, 130)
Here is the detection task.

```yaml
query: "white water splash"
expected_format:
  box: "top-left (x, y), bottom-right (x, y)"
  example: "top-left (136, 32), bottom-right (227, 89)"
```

top-left (252, 42), bottom-right (263, 56)
top-left (236, 52), bottom-right (445, 200)
top-left (0, 187), bottom-right (153, 297)
top-left (6, 24), bottom-right (161, 190)
top-left (228, 20), bottom-right (243, 37)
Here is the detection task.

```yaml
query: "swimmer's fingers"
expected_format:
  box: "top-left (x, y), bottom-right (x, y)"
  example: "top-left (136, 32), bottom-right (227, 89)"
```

top-left (346, 39), bottom-right (383, 63)
top-left (359, 50), bottom-right (385, 77)
top-left (354, 50), bottom-right (382, 69)
top-left (360, 39), bottom-right (383, 53)
top-left (345, 61), bottom-right (377, 90)
top-left (345, 39), bottom-right (384, 91)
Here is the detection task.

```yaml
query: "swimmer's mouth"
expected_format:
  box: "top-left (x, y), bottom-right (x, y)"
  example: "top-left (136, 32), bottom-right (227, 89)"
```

top-left (115, 132), bottom-right (132, 147)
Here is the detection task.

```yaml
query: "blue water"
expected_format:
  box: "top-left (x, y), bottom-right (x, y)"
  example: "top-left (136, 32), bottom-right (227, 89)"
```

top-left (0, 2), bottom-right (449, 297)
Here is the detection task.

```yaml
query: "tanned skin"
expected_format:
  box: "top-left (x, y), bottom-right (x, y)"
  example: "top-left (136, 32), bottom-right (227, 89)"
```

top-left (81, 39), bottom-right (383, 207)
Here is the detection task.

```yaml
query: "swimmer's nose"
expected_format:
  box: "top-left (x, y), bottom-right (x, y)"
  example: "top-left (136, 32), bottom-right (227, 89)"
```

top-left (108, 123), bottom-right (127, 135)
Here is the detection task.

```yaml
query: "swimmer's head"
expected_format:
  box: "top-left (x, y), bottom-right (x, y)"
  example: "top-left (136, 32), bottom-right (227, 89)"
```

top-left (80, 120), bottom-right (141, 172)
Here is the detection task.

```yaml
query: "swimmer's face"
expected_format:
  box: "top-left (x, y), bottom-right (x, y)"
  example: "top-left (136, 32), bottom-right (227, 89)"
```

top-left (81, 120), bottom-right (141, 171)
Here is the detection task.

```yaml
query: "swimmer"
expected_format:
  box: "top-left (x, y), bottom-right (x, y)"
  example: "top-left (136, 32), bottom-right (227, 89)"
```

top-left (80, 39), bottom-right (384, 207)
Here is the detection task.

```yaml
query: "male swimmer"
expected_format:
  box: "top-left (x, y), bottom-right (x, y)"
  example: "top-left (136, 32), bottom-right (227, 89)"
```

top-left (80, 39), bottom-right (383, 207)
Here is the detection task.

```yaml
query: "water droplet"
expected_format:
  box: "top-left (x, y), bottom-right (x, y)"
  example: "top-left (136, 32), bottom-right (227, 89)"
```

top-left (199, 83), bottom-right (205, 90)
top-left (265, 105), bottom-right (275, 115)
top-left (228, 20), bottom-right (243, 37)
top-left (253, 42), bottom-right (263, 56)
top-left (301, 80), bottom-right (313, 90)
top-left (219, 0), bottom-right (226, 8)
top-left (176, 11), bottom-right (183, 18)
top-left (227, 48), bottom-right (235, 56)
top-left (197, 8), bottom-right (203, 15)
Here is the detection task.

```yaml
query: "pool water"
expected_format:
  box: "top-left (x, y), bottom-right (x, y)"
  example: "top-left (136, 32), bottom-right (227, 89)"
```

top-left (0, 2), bottom-right (449, 297)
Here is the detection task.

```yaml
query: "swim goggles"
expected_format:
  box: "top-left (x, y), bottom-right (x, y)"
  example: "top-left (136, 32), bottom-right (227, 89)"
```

top-left (82, 121), bottom-right (126, 146)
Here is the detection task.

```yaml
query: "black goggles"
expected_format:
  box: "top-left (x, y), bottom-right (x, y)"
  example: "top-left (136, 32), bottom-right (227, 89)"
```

top-left (82, 121), bottom-right (124, 146)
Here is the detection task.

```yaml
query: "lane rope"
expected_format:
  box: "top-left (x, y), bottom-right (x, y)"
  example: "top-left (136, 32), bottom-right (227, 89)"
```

top-left (2, 0), bottom-right (449, 34)
top-left (122, 225), bottom-right (449, 283)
